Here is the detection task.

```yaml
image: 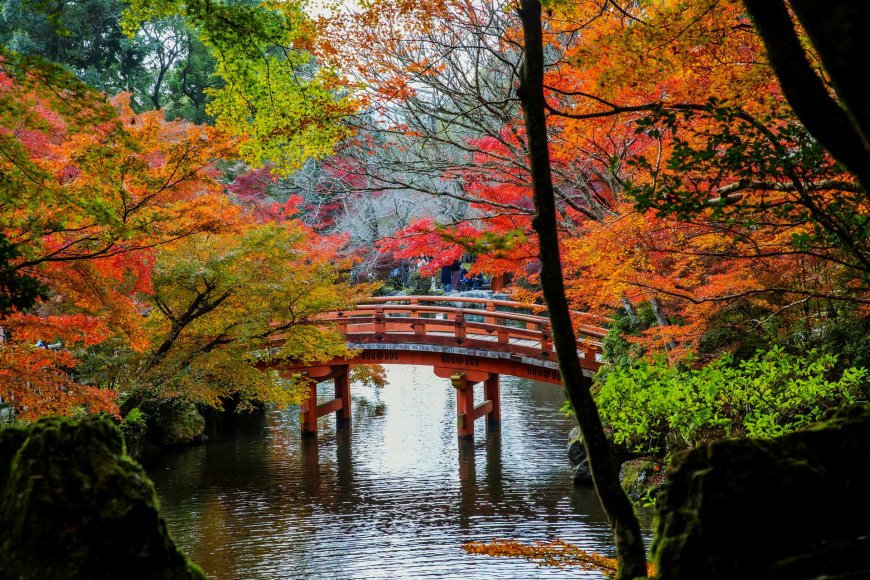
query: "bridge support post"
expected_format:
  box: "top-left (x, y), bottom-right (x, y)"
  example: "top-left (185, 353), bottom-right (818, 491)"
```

top-left (301, 381), bottom-right (319, 437)
top-left (484, 374), bottom-right (500, 430)
top-left (452, 373), bottom-right (476, 439)
top-left (334, 365), bottom-right (351, 429)
top-left (299, 365), bottom-right (351, 437)
top-left (451, 371), bottom-right (501, 440)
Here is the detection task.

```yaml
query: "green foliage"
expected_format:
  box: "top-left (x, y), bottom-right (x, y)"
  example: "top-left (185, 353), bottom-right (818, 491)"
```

top-left (0, 0), bottom-right (217, 121)
top-left (122, 0), bottom-right (354, 173)
top-left (594, 347), bottom-right (867, 454)
top-left (119, 407), bottom-right (146, 439)
top-left (600, 304), bottom-right (657, 370)
top-left (789, 309), bottom-right (870, 380)
top-left (122, 407), bottom-right (145, 426)
top-left (0, 0), bottom-right (149, 99)
top-left (161, 25), bottom-right (217, 123)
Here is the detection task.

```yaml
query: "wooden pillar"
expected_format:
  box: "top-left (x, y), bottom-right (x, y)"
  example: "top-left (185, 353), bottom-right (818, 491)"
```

top-left (484, 374), bottom-right (501, 430)
top-left (540, 322), bottom-right (553, 357)
top-left (452, 373), bottom-right (475, 439)
top-left (484, 300), bottom-right (497, 326)
top-left (454, 310), bottom-right (466, 343)
top-left (301, 380), bottom-right (318, 437)
top-left (334, 365), bottom-right (351, 429)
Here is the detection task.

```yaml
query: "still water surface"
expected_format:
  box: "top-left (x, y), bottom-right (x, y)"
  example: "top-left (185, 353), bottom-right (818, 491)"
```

top-left (147, 365), bottom-right (651, 579)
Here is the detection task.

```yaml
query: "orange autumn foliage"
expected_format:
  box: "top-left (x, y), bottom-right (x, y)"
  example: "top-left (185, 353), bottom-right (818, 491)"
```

top-left (1, 77), bottom-right (242, 417)
top-left (463, 538), bottom-right (655, 577)
top-left (322, 0), bottom-right (867, 361)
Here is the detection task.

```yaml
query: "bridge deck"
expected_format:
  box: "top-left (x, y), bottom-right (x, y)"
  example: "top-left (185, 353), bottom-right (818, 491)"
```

top-left (265, 296), bottom-right (608, 438)
top-left (267, 295), bottom-right (607, 381)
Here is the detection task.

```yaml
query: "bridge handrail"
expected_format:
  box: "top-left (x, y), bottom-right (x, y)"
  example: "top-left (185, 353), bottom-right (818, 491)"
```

top-left (361, 295), bottom-right (547, 311)
top-left (269, 296), bottom-right (606, 374)
top-left (325, 303), bottom-right (607, 341)
top-left (359, 296), bottom-right (608, 322)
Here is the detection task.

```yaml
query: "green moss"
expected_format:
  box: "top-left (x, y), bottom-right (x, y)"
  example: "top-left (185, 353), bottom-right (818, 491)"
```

top-left (652, 403), bottom-right (870, 580)
top-left (0, 424), bottom-right (27, 489)
top-left (618, 459), bottom-right (658, 500)
top-left (149, 402), bottom-right (205, 447)
top-left (0, 416), bottom-right (206, 580)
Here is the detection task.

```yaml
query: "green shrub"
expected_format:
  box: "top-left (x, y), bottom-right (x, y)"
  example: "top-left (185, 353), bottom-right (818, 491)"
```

top-left (594, 347), bottom-right (867, 454)
top-left (119, 408), bottom-right (146, 436)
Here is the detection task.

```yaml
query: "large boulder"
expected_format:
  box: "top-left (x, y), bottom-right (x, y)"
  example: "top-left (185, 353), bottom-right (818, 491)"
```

top-left (567, 426), bottom-right (586, 465)
top-left (652, 404), bottom-right (870, 580)
top-left (572, 458), bottom-right (594, 485)
top-left (0, 416), bottom-right (205, 580)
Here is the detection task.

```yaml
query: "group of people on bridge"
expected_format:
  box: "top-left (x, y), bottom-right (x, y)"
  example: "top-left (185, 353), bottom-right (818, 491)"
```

top-left (439, 260), bottom-right (485, 293)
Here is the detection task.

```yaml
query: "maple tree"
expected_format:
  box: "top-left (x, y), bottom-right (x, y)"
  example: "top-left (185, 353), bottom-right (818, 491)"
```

top-left (0, 57), bottom-right (233, 416)
top-left (111, 220), bottom-right (370, 413)
top-left (0, 53), bottom-right (366, 419)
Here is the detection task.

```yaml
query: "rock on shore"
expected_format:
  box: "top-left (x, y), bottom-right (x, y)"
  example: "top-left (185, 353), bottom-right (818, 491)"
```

top-left (653, 404), bottom-right (870, 580)
top-left (0, 416), bottom-right (205, 580)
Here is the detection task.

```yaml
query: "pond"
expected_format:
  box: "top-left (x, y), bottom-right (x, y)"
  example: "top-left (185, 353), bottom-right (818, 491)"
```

top-left (147, 365), bottom-right (651, 579)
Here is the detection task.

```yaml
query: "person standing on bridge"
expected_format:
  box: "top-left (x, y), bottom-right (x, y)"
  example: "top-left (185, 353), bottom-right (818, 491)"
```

top-left (441, 264), bottom-right (453, 292)
top-left (450, 260), bottom-right (461, 293)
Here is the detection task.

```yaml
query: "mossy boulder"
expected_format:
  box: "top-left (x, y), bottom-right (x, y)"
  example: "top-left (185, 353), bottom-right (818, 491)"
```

top-left (120, 408), bottom-right (148, 460)
top-left (618, 459), bottom-right (662, 500)
top-left (567, 426), bottom-right (586, 465)
top-left (149, 402), bottom-right (206, 448)
top-left (652, 404), bottom-right (870, 580)
top-left (0, 416), bottom-right (205, 580)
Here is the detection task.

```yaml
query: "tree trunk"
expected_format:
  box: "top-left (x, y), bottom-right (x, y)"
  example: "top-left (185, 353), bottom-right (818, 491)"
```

top-left (621, 296), bottom-right (643, 327)
top-left (742, 0), bottom-right (870, 190)
top-left (515, 1), bottom-right (647, 578)
top-left (650, 297), bottom-right (678, 351)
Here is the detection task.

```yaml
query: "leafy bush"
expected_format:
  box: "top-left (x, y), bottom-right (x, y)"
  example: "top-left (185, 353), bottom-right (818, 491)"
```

top-left (119, 407), bottom-right (146, 438)
top-left (594, 347), bottom-right (867, 454)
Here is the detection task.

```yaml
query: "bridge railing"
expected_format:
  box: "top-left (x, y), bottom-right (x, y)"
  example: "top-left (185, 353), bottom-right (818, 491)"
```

top-left (313, 296), bottom-right (607, 363)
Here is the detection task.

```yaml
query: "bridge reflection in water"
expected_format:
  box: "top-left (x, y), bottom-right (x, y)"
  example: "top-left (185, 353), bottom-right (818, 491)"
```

top-left (147, 367), bottom-right (644, 579)
top-left (263, 296), bottom-right (606, 441)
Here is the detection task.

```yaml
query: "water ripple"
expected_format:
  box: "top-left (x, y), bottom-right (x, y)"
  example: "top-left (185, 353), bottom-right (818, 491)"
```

top-left (147, 365), bottom-right (651, 579)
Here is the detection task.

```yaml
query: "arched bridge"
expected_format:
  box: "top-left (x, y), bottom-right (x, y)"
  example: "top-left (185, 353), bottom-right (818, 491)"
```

top-left (265, 296), bottom-right (607, 440)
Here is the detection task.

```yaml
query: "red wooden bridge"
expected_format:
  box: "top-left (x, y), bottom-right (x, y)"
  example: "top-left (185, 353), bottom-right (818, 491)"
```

top-left (265, 296), bottom-right (607, 440)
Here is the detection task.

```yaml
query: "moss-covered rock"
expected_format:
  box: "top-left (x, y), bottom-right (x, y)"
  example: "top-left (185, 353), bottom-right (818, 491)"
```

top-left (652, 404), bottom-right (870, 580)
top-left (149, 402), bottom-right (206, 448)
top-left (120, 408), bottom-right (148, 460)
top-left (567, 426), bottom-right (644, 487)
top-left (0, 416), bottom-right (205, 580)
top-left (619, 459), bottom-right (662, 500)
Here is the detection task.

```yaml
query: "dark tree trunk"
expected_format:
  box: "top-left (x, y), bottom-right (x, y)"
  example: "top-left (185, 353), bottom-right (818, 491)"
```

top-left (743, 0), bottom-right (870, 190)
top-left (515, 1), bottom-right (647, 577)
